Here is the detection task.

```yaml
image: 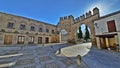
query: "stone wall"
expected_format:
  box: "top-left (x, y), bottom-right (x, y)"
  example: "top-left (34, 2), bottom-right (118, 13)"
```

top-left (0, 12), bottom-right (57, 45)
top-left (51, 34), bottom-right (60, 43)
top-left (57, 7), bottom-right (100, 45)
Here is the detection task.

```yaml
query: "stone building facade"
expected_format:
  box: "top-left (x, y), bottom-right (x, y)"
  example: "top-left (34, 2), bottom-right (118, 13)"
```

top-left (0, 7), bottom-right (100, 45)
top-left (94, 10), bottom-right (120, 50)
top-left (0, 12), bottom-right (57, 45)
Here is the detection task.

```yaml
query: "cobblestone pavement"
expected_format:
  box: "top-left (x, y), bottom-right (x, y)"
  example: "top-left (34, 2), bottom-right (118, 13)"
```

top-left (0, 43), bottom-right (88, 68)
top-left (1, 43), bottom-right (119, 68)
top-left (83, 46), bottom-right (120, 68)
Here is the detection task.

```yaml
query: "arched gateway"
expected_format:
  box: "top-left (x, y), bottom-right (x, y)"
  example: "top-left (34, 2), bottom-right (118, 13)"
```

top-left (57, 7), bottom-right (100, 45)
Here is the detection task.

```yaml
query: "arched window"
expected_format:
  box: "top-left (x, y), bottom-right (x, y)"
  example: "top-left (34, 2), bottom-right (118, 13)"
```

top-left (46, 29), bottom-right (49, 33)
top-left (39, 28), bottom-right (43, 32)
top-left (30, 26), bottom-right (35, 31)
top-left (39, 25), bottom-right (43, 32)
top-left (7, 22), bottom-right (15, 29)
top-left (20, 24), bottom-right (26, 30)
top-left (52, 30), bottom-right (54, 33)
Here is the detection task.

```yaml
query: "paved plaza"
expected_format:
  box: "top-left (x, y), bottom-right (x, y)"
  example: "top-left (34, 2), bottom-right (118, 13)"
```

top-left (83, 46), bottom-right (120, 68)
top-left (0, 43), bottom-right (120, 68)
top-left (0, 43), bottom-right (88, 68)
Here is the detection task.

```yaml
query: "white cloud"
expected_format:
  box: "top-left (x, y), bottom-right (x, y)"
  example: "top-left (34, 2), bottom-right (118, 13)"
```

top-left (85, 0), bottom-right (119, 16)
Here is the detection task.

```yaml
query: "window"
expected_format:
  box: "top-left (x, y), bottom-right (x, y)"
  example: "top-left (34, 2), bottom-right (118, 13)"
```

top-left (46, 29), bottom-right (49, 33)
top-left (7, 22), bottom-right (14, 28)
top-left (30, 26), bottom-right (35, 31)
top-left (52, 30), bottom-right (54, 33)
top-left (107, 20), bottom-right (116, 32)
top-left (17, 36), bottom-right (25, 44)
top-left (39, 28), bottom-right (43, 32)
top-left (20, 24), bottom-right (25, 30)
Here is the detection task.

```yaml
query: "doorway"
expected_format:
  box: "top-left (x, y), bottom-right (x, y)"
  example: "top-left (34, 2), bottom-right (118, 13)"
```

top-left (4, 35), bottom-right (13, 45)
top-left (45, 37), bottom-right (49, 43)
top-left (38, 37), bottom-right (42, 44)
top-left (17, 36), bottom-right (25, 44)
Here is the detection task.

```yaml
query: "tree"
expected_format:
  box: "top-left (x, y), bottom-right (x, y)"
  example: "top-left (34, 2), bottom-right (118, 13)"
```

top-left (84, 25), bottom-right (90, 41)
top-left (78, 26), bottom-right (83, 39)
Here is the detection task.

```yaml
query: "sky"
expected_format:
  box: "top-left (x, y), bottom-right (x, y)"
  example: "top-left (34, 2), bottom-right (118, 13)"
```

top-left (0, 0), bottom-right (120, 25)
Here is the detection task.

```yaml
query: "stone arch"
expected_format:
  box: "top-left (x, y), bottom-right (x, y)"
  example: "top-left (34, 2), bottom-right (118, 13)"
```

top-left (75, 23), bottom-right (92, 42)
top-left (57, 7), bottom-right (100, 45)
top-left (72, 19), bottom-right (97, 45)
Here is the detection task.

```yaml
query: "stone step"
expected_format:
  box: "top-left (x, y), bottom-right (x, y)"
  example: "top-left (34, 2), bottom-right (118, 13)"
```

top-left (0, 53), bottom-right (23, 59)
top-left (0, 53), bottom-right (23, 67)
top-left (0, 61), bottom-right (16, 68)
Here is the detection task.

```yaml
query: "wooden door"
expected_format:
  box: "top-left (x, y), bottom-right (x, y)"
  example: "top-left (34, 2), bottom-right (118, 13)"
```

top-left (38, 37), bottom-right (42, 44)
top-left (107, 20), bottom-right (116, 32)
top-left (45, 37), bottom-right (49, 43)
top-left (4, 35), bottom-right (13, 45)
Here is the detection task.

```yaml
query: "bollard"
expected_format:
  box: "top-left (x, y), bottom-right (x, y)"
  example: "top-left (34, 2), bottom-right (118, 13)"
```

top-left (77, 55), bottom-right (81, 65)
top-left (58, 48), bottom-right (61, 54)
top-left (51, 46), bottom-right (53, 49)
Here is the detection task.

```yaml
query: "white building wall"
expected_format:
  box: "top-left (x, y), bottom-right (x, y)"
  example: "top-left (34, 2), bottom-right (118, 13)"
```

top-left (94, 13), bottom-right (120, 35)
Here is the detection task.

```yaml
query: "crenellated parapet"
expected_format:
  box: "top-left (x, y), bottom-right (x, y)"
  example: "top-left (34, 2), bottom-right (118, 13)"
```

top-left (57, 7), bottom-right (100, 45)
top-left (74, 17), bottom-right (80, 22)
top-left (74, 7), bottom-right (99, 22)
top-left (59, 7), bottom-right (99, 23)
top-left (80, 14), bottom-right (85, 20)
top-left (59, 15), bottom-right (74, 21)
top-left (68, 15), bottom-right (74, 19)
top-left (93, 7), bottom-right (99, 15)
top-left (59, 16), bottom-right (65, 20)
top-left (86, 11), bottom-right (92, 18)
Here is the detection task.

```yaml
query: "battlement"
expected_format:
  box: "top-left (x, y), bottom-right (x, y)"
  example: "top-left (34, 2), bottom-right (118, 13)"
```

top-left (59, 7), bottom-right (99, 23)
top-left (60, 15), bottom-right (74, 20)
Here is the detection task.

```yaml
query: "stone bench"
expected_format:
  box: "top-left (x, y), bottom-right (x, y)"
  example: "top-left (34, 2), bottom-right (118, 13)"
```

top-left (0, 53), bottom-right (23, 68)
top-left (0, 61), bottom-right (16, 68)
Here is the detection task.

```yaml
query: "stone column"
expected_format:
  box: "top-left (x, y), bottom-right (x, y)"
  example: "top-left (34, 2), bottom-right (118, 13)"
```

top-left (96, 37), bottom-right (101, 49)
top-left (114, 35), bottom-right (118, 44)
top-left (117, 33), bottom-right (120, 44)
top-left (105, 37), bottom-right (110, 50)
top-left (117, 32), bottom-right (120, 51)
